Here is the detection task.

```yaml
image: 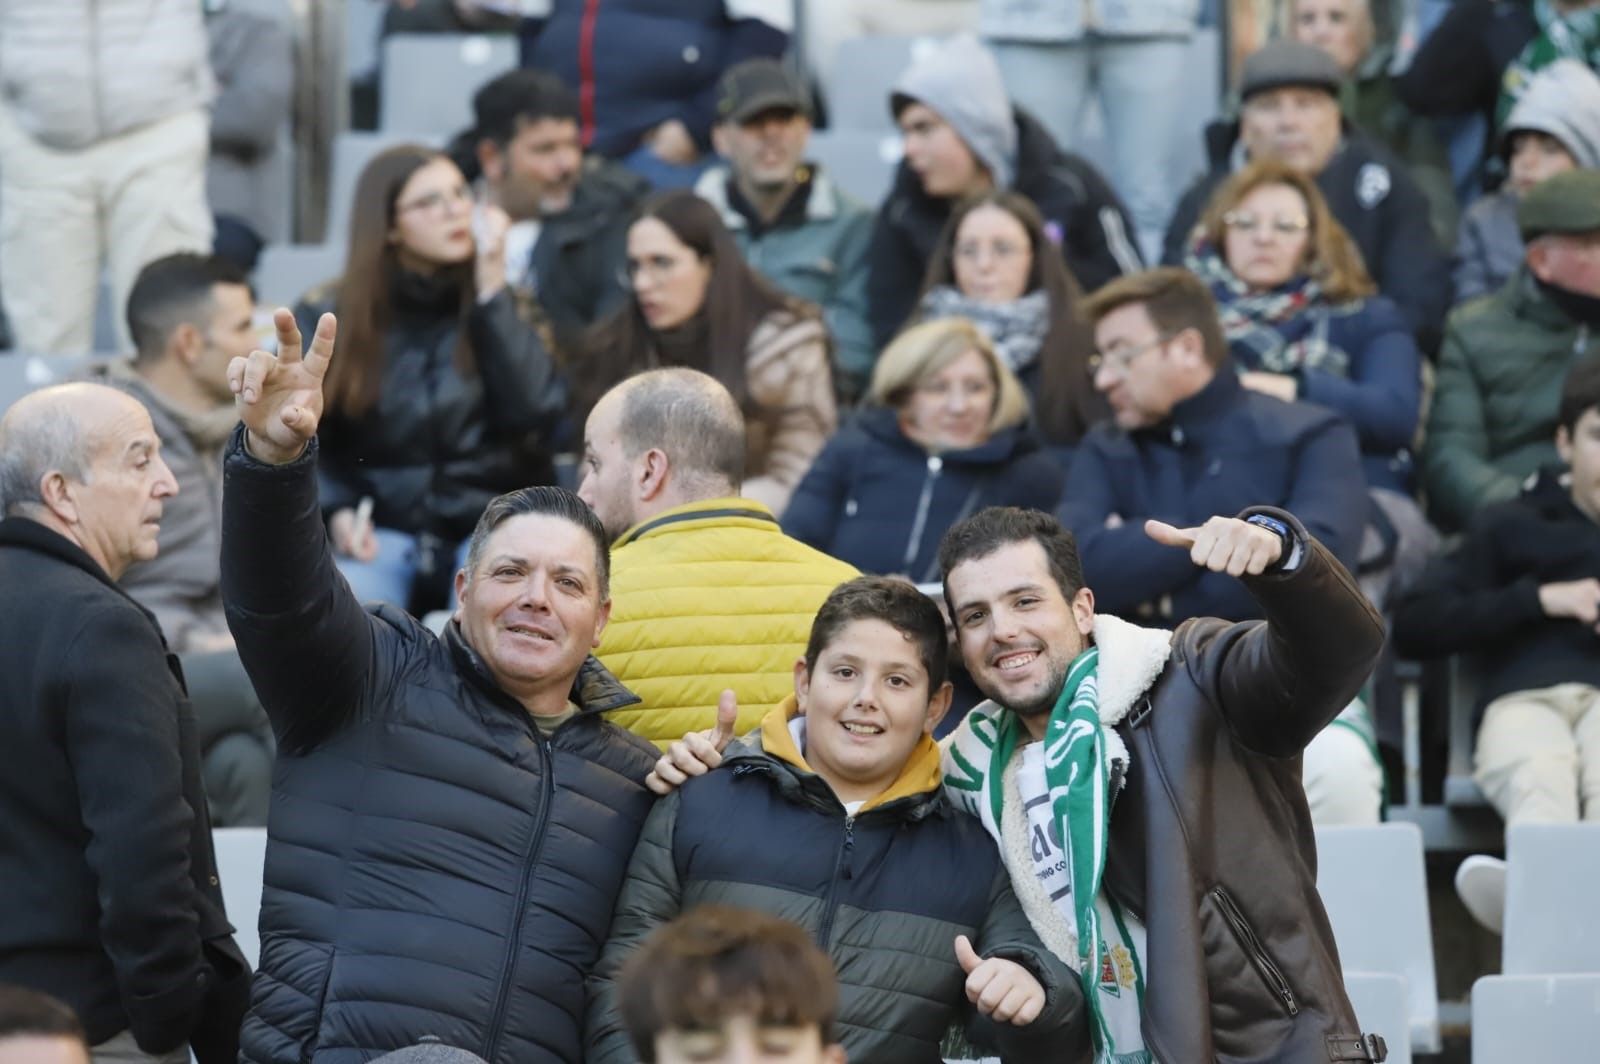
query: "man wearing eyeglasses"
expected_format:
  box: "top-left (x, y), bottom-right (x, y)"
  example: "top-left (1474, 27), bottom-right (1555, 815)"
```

top-left (1059, 266), bottom-right (1381, 825)
top-left (1161, 39), bottom-right (1453, 349)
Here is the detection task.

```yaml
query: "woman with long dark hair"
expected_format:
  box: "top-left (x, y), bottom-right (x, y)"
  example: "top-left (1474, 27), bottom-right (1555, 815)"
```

top-left (914, 190), bottom-right (1105, 453)
top-left (293, 144), bottom-right (566, 610)
top-left (576, 190), bottom-right (835, 516)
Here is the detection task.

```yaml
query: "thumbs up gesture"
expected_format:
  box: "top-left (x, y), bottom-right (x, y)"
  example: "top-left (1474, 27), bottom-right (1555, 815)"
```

top-left (954, 935), bottom-right (1046, 1026)
top-left (1145, 514), bottom-right (1284, 577)
top-left (645, 690), bottom-right (740, 795)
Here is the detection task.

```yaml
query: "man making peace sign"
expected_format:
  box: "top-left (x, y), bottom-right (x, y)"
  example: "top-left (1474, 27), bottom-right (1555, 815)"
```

top-left (222, 311), bottom-right (659, 1063)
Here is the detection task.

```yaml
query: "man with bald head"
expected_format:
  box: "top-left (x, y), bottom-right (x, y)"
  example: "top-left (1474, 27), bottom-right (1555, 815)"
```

top-left (577, 368), bottom-right (856, 749)
top-left (0, 384), bottom-right (249, 1064)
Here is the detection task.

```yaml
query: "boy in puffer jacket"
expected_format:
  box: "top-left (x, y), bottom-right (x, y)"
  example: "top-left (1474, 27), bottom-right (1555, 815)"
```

top-left (585, 576), bottom-right (1090, 1063)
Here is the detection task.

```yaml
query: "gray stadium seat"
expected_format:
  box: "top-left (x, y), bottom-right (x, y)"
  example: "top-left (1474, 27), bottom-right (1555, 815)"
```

top-left (326, 131), bottom-right (437, 246)
top-left (213, 827), bottom-right (267, 969)
top-left (347, 0), bottom-right (387, 81)
top-left (1504, 824), bottom-right (1600, 974)
top-left (807, 129), bottom-right (901, 208)
top-left (1315, 824), bottom-right (1440, 1052)
top-left (823, 34), bottom-right (950, 133)
top-left (0, 354), bottom-right (68, 415)
top-left (379, 34), bottom-right (518, 136)
top-left (1444, 656), bottom-right (1489, 807)
top-left (254, 244), bottom-right (346, 311)
top-left (1473, 975), bottom-right (1600, 1059)
top-left (1342, 973), bottom-right (1411, 1064)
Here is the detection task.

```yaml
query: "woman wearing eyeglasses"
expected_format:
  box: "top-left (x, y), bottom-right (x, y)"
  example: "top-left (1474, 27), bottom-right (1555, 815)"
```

top-left (292, 144), bottom-right (567, 611)
top-left (1185, 158), bottom-right (1423, 498)
top-left (576, 190), bottom-right (835, 517)
top-left (911, 191), bottom-right (1105, 460)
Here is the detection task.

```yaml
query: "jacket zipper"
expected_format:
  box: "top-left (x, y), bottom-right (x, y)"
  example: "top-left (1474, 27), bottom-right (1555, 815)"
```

top-left (901, 456), bottom-right (943, 573)
top-left (1210, 886), bottom-right (1299, 1016)
top-left (481, 727), bottom-right (557, 1062)
top-left (813, 815), bottom-right (856, 948)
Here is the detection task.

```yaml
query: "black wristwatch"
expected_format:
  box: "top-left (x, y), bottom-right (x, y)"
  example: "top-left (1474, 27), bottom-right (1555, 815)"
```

top-left (1244, 513), bottom-right (1295, 572)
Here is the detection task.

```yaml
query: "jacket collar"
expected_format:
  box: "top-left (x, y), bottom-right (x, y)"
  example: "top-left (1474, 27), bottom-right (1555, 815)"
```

top-left (695, 164), bottom-right (841, 229)
top-left (444, 619), bottom-right (641, 716)
top-left (613, 497), bottom-right (779, 548)
top-left (856, 405), bottom-right (1034, 464)
top-left (727, 695), bottom-right (948, 816)
top-left (0, 516), bottom-right (168, 634)
top-left (1136, 362), bottom-right (1246, 446)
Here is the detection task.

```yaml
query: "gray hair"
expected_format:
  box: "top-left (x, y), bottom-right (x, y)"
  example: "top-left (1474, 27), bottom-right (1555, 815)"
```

top-left (0, 393), bottom-right (92, 516)
top-left (615, 368), bottom-right (745, 493)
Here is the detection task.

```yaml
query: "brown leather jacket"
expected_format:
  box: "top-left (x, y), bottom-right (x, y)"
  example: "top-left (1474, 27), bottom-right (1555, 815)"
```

top-left (944, 507), bottom-right (1387, 1062)
top-left (1104, 508), bottom-right (1387, 1061)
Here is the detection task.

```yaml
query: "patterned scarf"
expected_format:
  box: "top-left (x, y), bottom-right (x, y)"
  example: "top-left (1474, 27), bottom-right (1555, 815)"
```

top-left (1500, 1), bottom-right (1600, 125)
top-left (919, 286), bottom-right (1050, 375)
top-left (1184, 236), bottom-right (1352, 378)
top-left (980, 646), bottom-right (1144, 1059)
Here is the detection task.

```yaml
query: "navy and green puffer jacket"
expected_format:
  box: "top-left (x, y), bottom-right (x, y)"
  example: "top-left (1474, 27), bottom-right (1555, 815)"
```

top-left (585, 700), bottom-right (1091, 1064)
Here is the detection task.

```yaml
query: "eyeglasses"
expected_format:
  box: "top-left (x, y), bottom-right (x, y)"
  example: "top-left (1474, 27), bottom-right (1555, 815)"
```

top-left (396, 183), bottom-right (472, 216)
top-left (954, 240), bottom-right (1028, 264)
top-left (1222, 210), bottom-right (1310, 236)
top-left (1086, 331), bottom-right (1178, 377)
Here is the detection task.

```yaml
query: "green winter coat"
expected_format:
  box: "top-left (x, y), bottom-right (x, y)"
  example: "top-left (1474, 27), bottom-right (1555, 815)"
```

top-left (1423, 266), bottom-right (1597, 530)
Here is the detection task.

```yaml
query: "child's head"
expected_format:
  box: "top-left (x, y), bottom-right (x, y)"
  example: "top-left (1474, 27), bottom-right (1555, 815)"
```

top-left (1509, 130), bottom-right (1580, 196)
top-left (795, 577), bottom-right (953, 805)
top-left (1558, 358), bottom-right (1600, 523)
top-left (619, 905), bottom-right (846, 1064)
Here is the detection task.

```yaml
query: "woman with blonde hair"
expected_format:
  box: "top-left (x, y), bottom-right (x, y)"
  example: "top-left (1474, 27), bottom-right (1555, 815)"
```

top-left (781, 317), bottom-right (1062, 582)
top-left (1186, 157), bottom-right (1423, 496)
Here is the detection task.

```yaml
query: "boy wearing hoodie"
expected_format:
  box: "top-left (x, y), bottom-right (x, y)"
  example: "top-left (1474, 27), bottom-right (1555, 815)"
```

top-left (586, 575), bottom-right (1088, 1064)
top-left (1455, 58), bottom-right (1600, 304)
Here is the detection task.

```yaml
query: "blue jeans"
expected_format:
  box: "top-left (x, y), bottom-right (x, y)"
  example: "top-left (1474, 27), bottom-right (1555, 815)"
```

top-left (621, 143), bottom-right (712, 190)
top-left (336, 527), bottom-right (472, 610)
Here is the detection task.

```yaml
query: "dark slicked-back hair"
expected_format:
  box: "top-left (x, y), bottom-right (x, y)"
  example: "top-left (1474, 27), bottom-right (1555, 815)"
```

top-left (126, 252), bottom-right (251, 363)
top-left (938, 507), bottom-right (1086, 605)
top-left (473, 68), bottom-right (580, 146)
top-left (1080, 266), bottom-right (1229, 369)
top-left (619, 906), bottom-right (839, 1063)
top-left (617, 368), bottom-right (746, 490)
top-left (464, 485), bottom-right (611, 600)
top-left (803, 575), bottom-right (949, 687)
top-left (0, 984), bottom-right (87, 1047)
top-left (1559, 357), bottom-right (1600, 434)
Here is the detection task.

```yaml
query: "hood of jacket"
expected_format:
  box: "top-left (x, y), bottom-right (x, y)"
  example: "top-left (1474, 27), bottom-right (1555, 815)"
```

top-left (724, 694), bottom-right (948, 816)
top-left (1502, 57), bottom-right (1600, 167)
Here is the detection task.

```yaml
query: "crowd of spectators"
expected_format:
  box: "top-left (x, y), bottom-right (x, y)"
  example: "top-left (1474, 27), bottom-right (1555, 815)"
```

top-left (5, 0), bottom-right (1600, 1060)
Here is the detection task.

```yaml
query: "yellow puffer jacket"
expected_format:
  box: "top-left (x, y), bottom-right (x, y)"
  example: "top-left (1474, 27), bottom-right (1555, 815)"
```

top-left (597, 497), bottom-right (858, 748)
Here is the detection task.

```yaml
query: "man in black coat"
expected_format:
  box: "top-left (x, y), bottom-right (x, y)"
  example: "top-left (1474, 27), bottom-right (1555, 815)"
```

top-left (0, 382), bottom-right (250, 1063)
top-left (1162, 40), bottom-right (1453, 349)
top-left (223, 310), bottom-right (659, 1063)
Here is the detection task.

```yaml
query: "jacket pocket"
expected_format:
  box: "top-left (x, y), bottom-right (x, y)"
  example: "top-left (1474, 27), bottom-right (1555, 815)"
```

top-left (1208, 886), bottom-right (1299, 1017)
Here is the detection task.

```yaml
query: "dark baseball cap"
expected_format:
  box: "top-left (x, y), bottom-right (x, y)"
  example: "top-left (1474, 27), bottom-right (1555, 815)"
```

top-left (1239, 39), bottom-right (1344, 103)
top-left (716, 58), bottom-right (810, 125)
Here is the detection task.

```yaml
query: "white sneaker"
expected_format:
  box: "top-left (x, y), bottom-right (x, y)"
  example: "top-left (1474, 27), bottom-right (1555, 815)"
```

top-left (1455, 854), bottom-right (1507, 934)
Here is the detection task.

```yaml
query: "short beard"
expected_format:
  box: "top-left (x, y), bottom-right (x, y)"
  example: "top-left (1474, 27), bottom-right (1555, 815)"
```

top-left (984, 657), bottom-right (1069, 719)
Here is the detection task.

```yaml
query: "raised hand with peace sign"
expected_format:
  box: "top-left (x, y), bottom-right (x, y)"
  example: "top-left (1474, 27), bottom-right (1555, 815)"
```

top-left (229, 308), bottom-right (337, 465)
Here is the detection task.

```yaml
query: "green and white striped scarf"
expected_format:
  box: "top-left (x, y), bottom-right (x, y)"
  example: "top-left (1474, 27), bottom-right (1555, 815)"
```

top-left (981, 646), bottom-right (1147, 1060)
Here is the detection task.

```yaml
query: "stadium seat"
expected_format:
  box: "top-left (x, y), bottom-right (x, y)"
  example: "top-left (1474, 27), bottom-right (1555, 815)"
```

top-left (1315, 824), bottom-right (1440, 1052)
top-left (1503, 823), bottom-right (1600, 974)
top-left (346, 0), bottom-right (386, 81)
top-left (1342, 972), bottom-right (1411, 1064)
top-left (823, 34), bottom-right (950, 133)
top-left (0, 354), bottom-right (74, 415)
top-left (379, 33), bottom-right (518, 136)
top-left (1472, 975), bottom-right (1600, 1059)
top-left (212, 827), bottom-right (268, 969)
top-left (1443, 656), bottom-right (1489, 808)
top-left (806, 128), bottom-right (901, 208)
top-left (255, 243), bottom-right (346, 311)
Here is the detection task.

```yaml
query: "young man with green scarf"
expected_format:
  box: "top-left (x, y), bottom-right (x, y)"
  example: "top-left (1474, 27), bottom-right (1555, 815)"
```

top-left (939, 505), bottom-right (1388, 1062)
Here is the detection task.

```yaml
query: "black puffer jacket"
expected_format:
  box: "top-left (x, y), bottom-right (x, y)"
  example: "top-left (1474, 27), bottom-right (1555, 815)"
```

top-left (221, 430), bottom-right (659, 1063)
top-left (294, 272), bottom-right (567, 542)
top-left (867, 109), bottom-right (1141, 346)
